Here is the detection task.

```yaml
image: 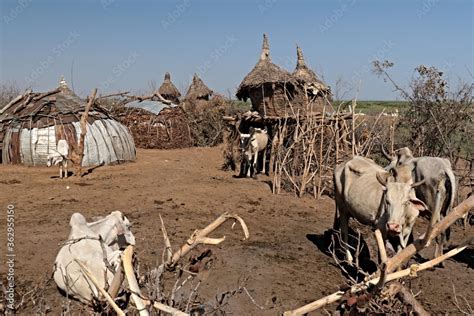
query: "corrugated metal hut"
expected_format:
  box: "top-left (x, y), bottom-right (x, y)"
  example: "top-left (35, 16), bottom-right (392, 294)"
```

top-left (292, 45), bottom-right (332, 113)
top-left (236, 34), bottom-right (297, 117)
top-left (158, 72), bottom-right (181, 104)
top-left (0, 80), bottom-right (136, 166)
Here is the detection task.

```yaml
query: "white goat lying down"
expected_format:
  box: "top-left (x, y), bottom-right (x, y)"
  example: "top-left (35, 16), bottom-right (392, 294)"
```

top-left (240, 127), bottom-right (269, 177)
top-left (47, 139), bottom-right (69, 178)
top-left (53, 211), bottom-right (135, 304)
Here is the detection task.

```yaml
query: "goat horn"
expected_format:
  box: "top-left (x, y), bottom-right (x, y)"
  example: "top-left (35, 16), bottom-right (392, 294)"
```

top-left (411, 179), bottom-right (426, 188)
top-left (381, 144), bottom-right (395, 161)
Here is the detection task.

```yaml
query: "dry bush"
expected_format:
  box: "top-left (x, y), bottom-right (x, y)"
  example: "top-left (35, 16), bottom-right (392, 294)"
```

top-left (373, 61), bottom-right (473, 193)
top-left (186, 96), bottom-right (249, 148)
top-left (0, 83), bottom-right (21, 108)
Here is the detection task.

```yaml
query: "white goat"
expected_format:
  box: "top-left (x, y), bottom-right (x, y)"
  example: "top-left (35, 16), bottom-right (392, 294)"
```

top-left (47, 139), bottom-right (69, 178)
top-left (240, 128), bottom-right (269, 177)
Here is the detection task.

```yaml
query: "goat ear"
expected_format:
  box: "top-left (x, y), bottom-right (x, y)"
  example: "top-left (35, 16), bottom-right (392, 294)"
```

top-left (410, 198), bottom-right (428, 212)
top-left (376, 171), bottom-right (390, 187)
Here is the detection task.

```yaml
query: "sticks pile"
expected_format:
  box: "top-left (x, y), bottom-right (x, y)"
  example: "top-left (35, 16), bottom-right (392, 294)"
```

top-left (284, 195), bottom-right (474, 315)
top-left (77, 212), bottom-right (249, 315)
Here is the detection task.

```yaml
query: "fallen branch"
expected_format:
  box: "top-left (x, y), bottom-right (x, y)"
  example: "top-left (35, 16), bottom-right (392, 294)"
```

top-left (74, 259), bottom-right (125, 316)
top-left (374, 229), bottom-right (387, 264)
top-left (284, 244), bottom-right (466, 315)
top-left (386, 195), bottom-right (474, 272)
top-left (167, 213), bottom-right (249, 268)
top-left (122, 246), bottom-right (150, 316)
top-left (123, 246), bottom-right (188, 316)
top-left (108, 263), bottom-right (124, 299)
top-left (386, 282), bottom-right (429, 316)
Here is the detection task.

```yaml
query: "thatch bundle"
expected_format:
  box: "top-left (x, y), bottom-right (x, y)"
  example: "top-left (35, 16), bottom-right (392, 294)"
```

top-left (185, 74), bottom-right (213, 101)
top-left (158, 72), bottom-right (181, 104)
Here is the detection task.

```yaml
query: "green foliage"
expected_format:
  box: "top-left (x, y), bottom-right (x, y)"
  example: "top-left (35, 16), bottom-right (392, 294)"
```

top-left (333, 100), bottom-right (408, 115)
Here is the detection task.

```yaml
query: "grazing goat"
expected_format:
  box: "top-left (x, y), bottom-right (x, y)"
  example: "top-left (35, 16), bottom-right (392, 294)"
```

top-left (240, 128), bottom-right (269, 177)
top-left (47, 139), bottom-right (69, 178)
top-left (53, 211), bottom-right (135, 304)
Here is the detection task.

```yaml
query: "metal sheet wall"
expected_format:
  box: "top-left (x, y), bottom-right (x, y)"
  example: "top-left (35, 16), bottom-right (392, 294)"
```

top-left (2, 119), bottom-right (135, 166)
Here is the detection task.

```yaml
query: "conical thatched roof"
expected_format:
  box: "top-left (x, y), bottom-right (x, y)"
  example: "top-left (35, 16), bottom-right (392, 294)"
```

top-left (185, 74), bottom-right (213, 100)
top-left (58, 75), bottom-right (75, 96)
top-left (292, 45), bottom-right (330, 94)
top-left (236, 34), bottom-right (295, 101)
top-left (158, 72), bottom-right (181, 102)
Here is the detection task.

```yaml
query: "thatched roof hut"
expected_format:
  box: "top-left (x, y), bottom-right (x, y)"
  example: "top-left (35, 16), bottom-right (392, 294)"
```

top-left (292, 45), bottom-right (332, 113)
top-left (158, 72), bottom-right (181, 104)
top-left (293, 45), bottom-right (331, 98)
top-left (185, 74), bottom-right (213, 101)
top-left (58, 75), bottom-right (76, 96)
top-left (236, 34), bottom-right (296, 117)
top-left (0, 79), bottom-right (135, 166)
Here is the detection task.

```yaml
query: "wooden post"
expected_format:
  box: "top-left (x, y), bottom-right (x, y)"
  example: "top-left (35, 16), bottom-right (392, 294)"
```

top-left (76, 88), bottom-right (97, 176)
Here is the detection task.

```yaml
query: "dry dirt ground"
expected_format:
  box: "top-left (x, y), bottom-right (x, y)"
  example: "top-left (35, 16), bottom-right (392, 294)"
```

top-left (0, 146), bottom-right (472, 315)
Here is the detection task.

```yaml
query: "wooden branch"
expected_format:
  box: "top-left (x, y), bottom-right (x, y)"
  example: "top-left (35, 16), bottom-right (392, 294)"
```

top-left (123, 246), bottom-right (188, 316)
top-left (386, 195), bottom-right (474, 272)
top-left (74, 259), bottom-right (125, 316)
top-left (129, 92), bottom-right (172, 105)
top-left (159, 214), bottom-right (173, 264)
top-left (386, 282), bottom-right (429, 316)
top-left (97, 91), bottom-right (130, 99)
top-left (283, 291), bottom-right (345, 316)
top-left (144, 300), bottom-right (189, 316)
top-left (76, 88), bottom-right (97, 176)
top-left (374, 229), bottom-right (387, 264)
top-left (32, 88), bottom-right (61, 101)
top-left (108, 263), bottom-right (124, 299)
top-left (167, 213), bottom-right (249, 268)
top-left (122, 246), bottom-right (150, 316)
top-left (283, 244), bottom-right (467, 315)
top-left (0, 94), bottom-right (24, 115)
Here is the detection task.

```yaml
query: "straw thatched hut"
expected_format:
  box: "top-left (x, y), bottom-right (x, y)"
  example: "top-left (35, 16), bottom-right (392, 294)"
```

top-left (158, 72), bottom-right (181, 104)
top-left (292, 45), bottom-right (332, 113)
top-left (183, 74), bottom-right (214, 112)
top-left (236, 34), bottom-right (296, 117)
top-left (0, 79), bottom-right (136, 166)
top-left (185, 74), bottom-right (213, 101)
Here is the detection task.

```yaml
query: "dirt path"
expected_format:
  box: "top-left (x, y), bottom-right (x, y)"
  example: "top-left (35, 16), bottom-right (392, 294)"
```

top-left (0, 146), bottom-right (472, 315)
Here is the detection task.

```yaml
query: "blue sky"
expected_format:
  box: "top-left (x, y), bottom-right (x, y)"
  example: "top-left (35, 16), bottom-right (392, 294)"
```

top-left (0, 0), bottom-right (472, 99)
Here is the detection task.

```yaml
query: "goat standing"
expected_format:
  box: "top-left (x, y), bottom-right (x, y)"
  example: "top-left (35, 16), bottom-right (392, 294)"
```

top-left (47, 139), bottom-right (69, 178)
top-left (240, 128), bottom-right (269, 177)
